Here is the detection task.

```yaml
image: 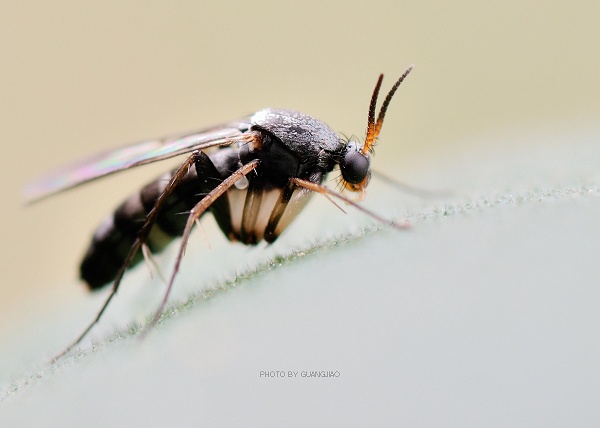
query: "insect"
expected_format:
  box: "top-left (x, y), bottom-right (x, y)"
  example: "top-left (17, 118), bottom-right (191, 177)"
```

top-left (25, 65), bottom-right (414, 357)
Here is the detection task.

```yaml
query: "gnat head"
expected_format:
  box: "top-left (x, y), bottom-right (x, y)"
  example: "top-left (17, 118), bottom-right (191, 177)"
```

top-left (340, 65), bottom-right (414, 196)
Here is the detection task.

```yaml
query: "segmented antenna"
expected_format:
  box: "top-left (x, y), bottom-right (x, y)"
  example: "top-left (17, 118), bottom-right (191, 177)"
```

top-left (363, 64), bottom-right (414, 154)
top-left (365, 74), bottom-right (384, 152)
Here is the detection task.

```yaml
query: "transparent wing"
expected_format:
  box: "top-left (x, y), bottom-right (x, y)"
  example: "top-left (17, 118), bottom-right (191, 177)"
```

top-left (23, 119), bottom-right (251, 204)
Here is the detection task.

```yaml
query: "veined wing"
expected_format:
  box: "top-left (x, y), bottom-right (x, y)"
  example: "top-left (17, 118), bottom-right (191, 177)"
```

top-left (24, 119), bottom-right (251, 204)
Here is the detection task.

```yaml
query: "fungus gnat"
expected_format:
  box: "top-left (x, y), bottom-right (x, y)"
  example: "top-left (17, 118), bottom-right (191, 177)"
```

top-left (25, 65), bottom-right (414, 358)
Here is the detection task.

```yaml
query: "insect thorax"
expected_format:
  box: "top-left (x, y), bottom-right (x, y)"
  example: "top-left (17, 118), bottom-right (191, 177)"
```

top-left (248, 108), bottom-right (344, 176)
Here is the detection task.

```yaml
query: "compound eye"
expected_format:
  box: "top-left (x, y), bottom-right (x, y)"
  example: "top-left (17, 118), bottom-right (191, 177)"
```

top-left (340, 142), bottom-right (370, 185)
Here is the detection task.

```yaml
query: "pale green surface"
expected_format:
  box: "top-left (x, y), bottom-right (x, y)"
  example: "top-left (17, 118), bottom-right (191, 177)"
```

top-left (1, 124), bottom-right (599, 426)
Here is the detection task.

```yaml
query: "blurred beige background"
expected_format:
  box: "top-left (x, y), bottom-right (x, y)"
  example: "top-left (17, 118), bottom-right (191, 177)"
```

top-left (1, 1), bottom-right (599, 336)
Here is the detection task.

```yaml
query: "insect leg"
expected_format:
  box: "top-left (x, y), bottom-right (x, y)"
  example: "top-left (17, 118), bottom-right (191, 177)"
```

top-left (290, 177), bottom-right (409, 230)
top-left (55, 153), bottom-right (199, 360)
top-left (263, 179), bottom-right (297, 243)
top-left (241, 170), bottom-right (265, 244)
top-left (371, 169), bottom-right (453, 198)
top-left (148, 158), bottom-right (261, 328)
top-left (263, 171), bottom-right (332, 243)
top-left (194, 150), bottom-right (236, 241)
top-left (141, 243), bottom-right (165, 283)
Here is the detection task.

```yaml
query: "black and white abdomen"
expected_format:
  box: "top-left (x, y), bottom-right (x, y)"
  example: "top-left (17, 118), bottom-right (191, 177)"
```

top-left (80, 166), bottom-right (204, 289)
top-left (80, 139), bottom-right (319, 290)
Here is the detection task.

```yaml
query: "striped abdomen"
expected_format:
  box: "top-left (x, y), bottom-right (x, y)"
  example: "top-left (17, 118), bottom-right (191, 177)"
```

top-left (80, 147), bottom-right (316, 290)
top-left (80, 165), bottom-right (205, 290)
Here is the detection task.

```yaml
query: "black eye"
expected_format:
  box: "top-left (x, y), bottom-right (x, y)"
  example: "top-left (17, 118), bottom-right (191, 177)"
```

top-left (340, 141), bottom-right (370, 184)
